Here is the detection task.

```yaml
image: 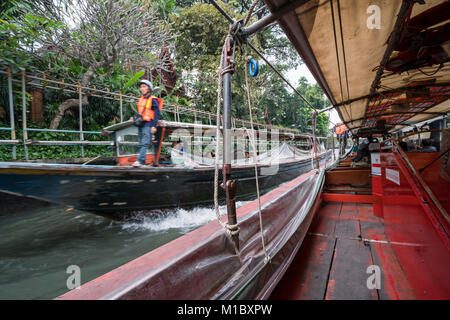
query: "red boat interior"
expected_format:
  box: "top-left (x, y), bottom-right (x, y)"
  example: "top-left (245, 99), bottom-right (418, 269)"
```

top-left (271, 149), bottom-right (450, 300)
top-left (57, 0), bottom-right (450, 300)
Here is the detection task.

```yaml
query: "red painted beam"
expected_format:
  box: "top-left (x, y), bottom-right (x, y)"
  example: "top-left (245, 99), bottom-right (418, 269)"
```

top-left (322, 193), bottom-right (381, 204)
top-left (322, 194), bottom-right (421, 206)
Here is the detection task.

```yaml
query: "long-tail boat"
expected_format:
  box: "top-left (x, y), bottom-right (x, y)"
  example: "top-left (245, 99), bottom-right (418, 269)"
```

top-left (57, 0), bottom-right (449, 300)
top-left (0, 120), bottom-right (331, 219)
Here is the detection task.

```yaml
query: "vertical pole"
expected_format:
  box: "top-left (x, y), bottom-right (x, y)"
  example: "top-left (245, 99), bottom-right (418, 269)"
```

top-left (7, 68), bottom-right (16, 160)
top-left (371, 150), bottom-right (383, 218)
top-left (312, 112), bottom-right (319, 170)
top-left (21, 70), bottom-right (28, 160)
top-left (119, 91), bottom-right (123, 123)
top-left (332, 132), bottom-right (336, 161)
top-left (222, 34), bottom-right (239, 251)
top-left (79, 84), bottom-right (84, 157)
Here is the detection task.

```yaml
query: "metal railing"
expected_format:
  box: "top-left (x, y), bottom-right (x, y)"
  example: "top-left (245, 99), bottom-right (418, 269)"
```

top-left (0, 67), bottom-right (323, 160)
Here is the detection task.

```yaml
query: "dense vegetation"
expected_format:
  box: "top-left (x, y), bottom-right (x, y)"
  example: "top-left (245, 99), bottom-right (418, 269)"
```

top-left (0, 0), bottom-right (330, 161)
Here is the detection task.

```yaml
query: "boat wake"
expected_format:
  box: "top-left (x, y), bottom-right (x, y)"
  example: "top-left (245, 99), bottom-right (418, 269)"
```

top-left (121, 202), bottom-right (249, 233)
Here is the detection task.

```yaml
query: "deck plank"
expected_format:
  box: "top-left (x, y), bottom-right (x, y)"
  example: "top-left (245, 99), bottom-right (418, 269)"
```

top-left (369, 241), bottom-right (416, 300)
top-left (308, 202), bottom-right (340, 236)
top-left (270, 201), bottom-right (427, 300)
top-left (270, 234), bottom-right (335, 300)
top-left (325, 238), bottom-right (378, 300)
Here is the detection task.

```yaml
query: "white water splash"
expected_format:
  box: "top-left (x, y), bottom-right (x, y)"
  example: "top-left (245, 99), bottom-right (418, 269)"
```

top-left (122, 201), bottom-right (249, 233)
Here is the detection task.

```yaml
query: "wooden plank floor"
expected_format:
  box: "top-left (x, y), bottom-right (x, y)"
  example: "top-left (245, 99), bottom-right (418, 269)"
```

top-left (270, 201), bottom-right (416, 300)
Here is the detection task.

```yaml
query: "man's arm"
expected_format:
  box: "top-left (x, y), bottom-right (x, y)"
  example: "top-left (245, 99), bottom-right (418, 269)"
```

top-left (149, 99), bottom-right (160, 132)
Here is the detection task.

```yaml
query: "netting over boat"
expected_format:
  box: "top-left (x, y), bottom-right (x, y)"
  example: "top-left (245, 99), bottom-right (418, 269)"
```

top-left (169, 142), bottom-right (324, 167)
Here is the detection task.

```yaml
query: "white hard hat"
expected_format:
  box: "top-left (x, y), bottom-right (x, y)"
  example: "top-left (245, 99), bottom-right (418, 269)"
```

top-left (138, 79), bottom-right (153, 90)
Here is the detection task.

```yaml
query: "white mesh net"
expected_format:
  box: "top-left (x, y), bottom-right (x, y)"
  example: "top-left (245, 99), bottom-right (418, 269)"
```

top-left (169, 142), bottom-right (314, 168)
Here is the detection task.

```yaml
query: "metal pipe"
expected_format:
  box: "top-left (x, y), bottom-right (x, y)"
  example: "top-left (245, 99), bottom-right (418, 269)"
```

top-left (223, 74), bottom-right (233, 165)
top-left (241, 0), bottom-right (309, 36)
top-left (317, 105), bottom-right (335, 115)
top-left (25, 128), bottom-right (101, 134)
top-left (221, 34), bottom-right (239, 252)
top-left (4, 68), bottom-right (307, 134)
top-left (25, 140), bottom-right (112, 146)
top-left (119, 91), bottom-right (123, 122)
top-left (22, 70), bottom-right (29, 160)
top-left (251, 5), bottom-right (267, 18)
top-left (79, 85), bottom-right (84, 157)
top-left (332, 132), bottom-right (336, 161)
top-left (209, 0), bottom-right (234, 23)
top-left (312, 111), bottom-right (319, 170)
top-left (7, 68), bottom-right (16, 159)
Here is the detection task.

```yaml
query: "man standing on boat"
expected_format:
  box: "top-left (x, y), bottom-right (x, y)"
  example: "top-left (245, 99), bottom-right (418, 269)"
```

top-left (132, 80), bottom-right (163, 167)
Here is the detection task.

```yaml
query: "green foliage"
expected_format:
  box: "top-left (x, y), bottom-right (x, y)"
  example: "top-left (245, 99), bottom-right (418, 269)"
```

top-left (170, 2), bottom-right (329, 136)
top-left (0, 0), bottom-right (331, 162)
top-left (126, 70), bottom-right (146, 88)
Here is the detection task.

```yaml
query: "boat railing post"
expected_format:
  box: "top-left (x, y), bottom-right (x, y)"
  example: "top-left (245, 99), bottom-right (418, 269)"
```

top-left (21, 70), bottom-right (29, 160)
top-left (7, 68), bottom-right (17, 160)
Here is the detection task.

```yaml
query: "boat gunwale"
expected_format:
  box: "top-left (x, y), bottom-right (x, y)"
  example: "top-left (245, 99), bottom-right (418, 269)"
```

top-left (0, 151), bottom-right (331, 175)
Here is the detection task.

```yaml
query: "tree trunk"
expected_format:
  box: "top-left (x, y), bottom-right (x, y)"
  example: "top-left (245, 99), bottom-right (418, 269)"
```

top-left (48, 64), bottom-right (98, 130)
top-left (49, 95), bottom-right (88, 129)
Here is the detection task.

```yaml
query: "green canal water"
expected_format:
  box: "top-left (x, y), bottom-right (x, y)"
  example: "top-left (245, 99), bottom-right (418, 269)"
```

top-left (0, 202), bottom-right (246, 300)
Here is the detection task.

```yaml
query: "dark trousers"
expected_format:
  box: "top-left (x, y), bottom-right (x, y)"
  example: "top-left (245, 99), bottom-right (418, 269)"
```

top-left (137, 123), bottom-right (154, 164)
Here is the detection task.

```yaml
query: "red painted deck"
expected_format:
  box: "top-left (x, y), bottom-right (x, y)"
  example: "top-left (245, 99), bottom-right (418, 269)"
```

top-left (269, 200), bottom-right (450, 300)
top-left (270, 150), bottom-right (450, 300)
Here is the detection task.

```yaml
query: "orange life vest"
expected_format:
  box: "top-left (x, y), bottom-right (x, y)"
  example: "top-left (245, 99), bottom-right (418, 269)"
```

top-left (137, 96), bottom-right (163, 122)
top-left (334, 124), bottom-right (348, 135)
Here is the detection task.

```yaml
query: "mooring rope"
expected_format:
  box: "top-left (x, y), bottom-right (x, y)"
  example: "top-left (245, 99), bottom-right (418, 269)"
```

top-left (243, 0), bottom-right (260, 27)
top-left (244, 43), bottom-right (270, 264)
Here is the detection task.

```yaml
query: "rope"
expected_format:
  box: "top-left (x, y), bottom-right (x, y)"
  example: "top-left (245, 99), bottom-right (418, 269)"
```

top-left (330, 0), bottom-right (350, 121)
top-left (336, 0), bottom-right (351, 120)
top-left (243, 0), bottom-right (260, 26)
top-left (244, 43), bottom-right (270, 264)
top-left (209, 0), bottom-right (341, 131)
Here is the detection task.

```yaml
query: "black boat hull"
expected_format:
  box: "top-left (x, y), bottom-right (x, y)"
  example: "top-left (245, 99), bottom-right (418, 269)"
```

top-left (0, 152), bottom-right (330, 217)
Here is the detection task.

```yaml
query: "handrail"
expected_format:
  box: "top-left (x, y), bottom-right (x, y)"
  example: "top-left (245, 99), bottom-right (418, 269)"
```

top-left (393, 140), bottom-right (450, 224)
top-left (0, 66), bottom-right (328, 160)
